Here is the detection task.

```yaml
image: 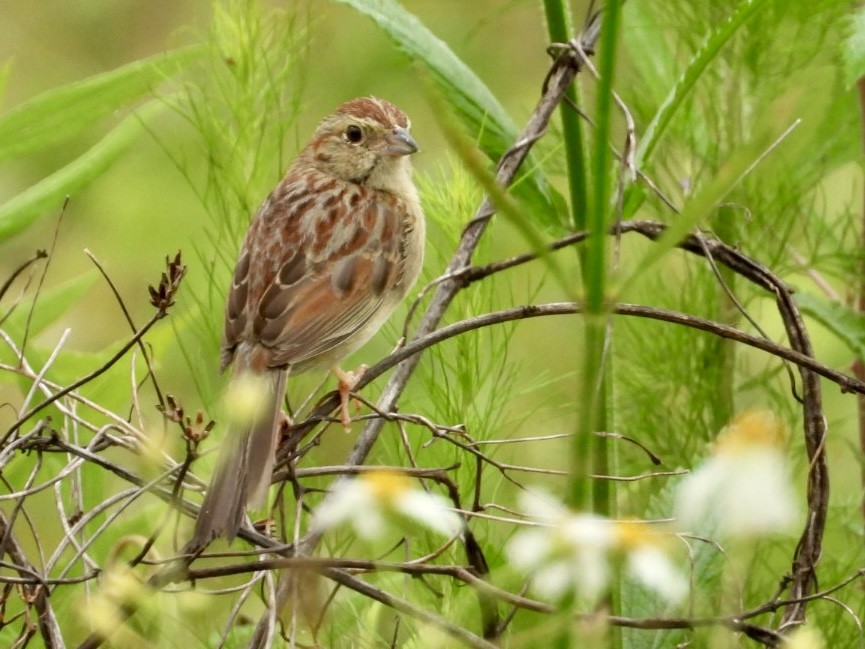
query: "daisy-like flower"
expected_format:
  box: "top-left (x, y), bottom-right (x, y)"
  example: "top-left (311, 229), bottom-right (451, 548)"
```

top-left (312, 470), bottom-right (463, 540)
top-left (506, 490), bottom-right (686, 605)
top-left (616, 521), bottom-right (689, 604)
top-left (782, 625), bottom-right (825, 649)
top-left (674, 410), bottom-right (798, 538)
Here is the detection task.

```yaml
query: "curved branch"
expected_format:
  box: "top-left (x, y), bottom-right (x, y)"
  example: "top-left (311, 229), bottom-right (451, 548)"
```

top-left (278, 218), bottom-right (837, 632)
top-left (282, 300), bottom-right (865, 446)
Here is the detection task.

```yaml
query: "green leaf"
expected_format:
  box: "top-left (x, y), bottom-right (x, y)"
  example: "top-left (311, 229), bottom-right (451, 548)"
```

top-left (0, 102), bottom-right (162, 241)
top-left (332, 0), bottom-right (564, 227)
top-left (795, 291), bottom-right (865, 360)
top-left (0, 46), bottom-right (200, 163)
top-left (3, 270), bottom-right (98, 340)
top-left (843, 7), bottom-right (865, 88)
top-left (636, 0), bottom-right (770, 168)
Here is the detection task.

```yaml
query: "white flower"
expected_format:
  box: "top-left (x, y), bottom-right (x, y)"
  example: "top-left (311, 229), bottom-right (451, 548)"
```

top-left (675, 411), bottom-right (797, 537)
top-left (617, 523), bottom-right (689, 604)
top-left (312, 470), bottom-right (463, 540)
top-left (507, 512), bottom-right (613, 602)
top-left (782, 625), bottom-right (825, 649)
top-left (506, 490), bottom-right (686, 605)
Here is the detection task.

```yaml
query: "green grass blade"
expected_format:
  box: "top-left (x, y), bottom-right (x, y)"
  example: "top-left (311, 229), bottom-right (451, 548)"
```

top-left (542, 0), bottom-right (589, 229)
top-left (0, 46), bottom-right (201, 163)
top-left (573, 0), bottom-right (622, 517)
top-left (0, 103), bottom-right (162, 241)
top-left (621, 118), bottom-right (799, 297)
top-left (635, 0), bottom-right (770, 167)
top-left (333, 0), bottom-right (564, 227)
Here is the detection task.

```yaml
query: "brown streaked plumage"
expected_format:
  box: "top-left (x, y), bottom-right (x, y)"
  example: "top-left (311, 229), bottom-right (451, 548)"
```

top-left (191, 97), bottom-right (425, 546)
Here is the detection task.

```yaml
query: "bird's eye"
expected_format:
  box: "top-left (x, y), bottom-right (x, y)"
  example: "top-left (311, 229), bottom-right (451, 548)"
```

top-left (345, 125), bottom-right (363, 143)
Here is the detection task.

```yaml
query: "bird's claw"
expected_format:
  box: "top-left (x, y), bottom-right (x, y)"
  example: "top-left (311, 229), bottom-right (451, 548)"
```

top-left (333, 364), bottom-right (368, 430)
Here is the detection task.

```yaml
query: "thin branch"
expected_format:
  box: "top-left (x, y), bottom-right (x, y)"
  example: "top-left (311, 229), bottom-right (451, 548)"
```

top-left (3, 309), bottom-right (167, 444)
top-left (84, 249), bottom-right (166, 408)
top-left (0, 250), bottom-right (48, 317)
top-left (0, 511), bottom-right (64, 648)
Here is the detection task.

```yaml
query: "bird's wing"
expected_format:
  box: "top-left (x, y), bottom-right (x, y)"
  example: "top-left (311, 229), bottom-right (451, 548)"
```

top-left (221, 173), bottom-right (408, 370)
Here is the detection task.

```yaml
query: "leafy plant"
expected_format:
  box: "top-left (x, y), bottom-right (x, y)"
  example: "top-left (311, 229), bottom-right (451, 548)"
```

top-left (0, 1), bottom-right (862, 648)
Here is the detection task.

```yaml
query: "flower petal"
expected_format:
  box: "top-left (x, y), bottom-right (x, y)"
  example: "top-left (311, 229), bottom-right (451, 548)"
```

top-left (506, 528), bottom-right (555, 570)
top-left (627, 546), bottom-right (688, 604)
top-left (312, 479), bottom-right (375, 533)
top-left (518, 488), bottom-right (568, 523)
top-left (397, 490), bottom-right (463, 537)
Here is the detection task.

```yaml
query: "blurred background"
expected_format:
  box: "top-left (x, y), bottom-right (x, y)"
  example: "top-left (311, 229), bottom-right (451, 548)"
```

top-left (0, 0), bottom-right (554, 338)
top-left (0, 1), bottom-right (863, 644)
top-left (2, 0), bottom-right (864, 540)
top-left (0, 0), bottom-right (589, 477)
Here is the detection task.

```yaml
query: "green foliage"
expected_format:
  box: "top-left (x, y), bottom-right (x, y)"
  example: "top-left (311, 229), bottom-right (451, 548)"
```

top-left (0, 47), bottom-right (200, 164)
top-left (414, 161), bottom-right (534, 440)
top-left (541, 0), bottom-right (588, 230)
top-left (335, 0), bottom-right (566, 229)
top-left (159, 0), bottom-right (307, 407)
top-left (0, 46), bottom-right (200, 241)
top-left (796, 290), bottom-right (865, 360)
top-left (635, 0), bottom-right (771, 168)
top-left (843, 6), bottom-right (865, 88)
top-left (0, 0), bottom-right (863, 647)
top-left (0, 104), bottom-right (161, 241)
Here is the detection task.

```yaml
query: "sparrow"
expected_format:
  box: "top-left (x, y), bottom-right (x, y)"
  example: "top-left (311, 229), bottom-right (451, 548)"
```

top-left (191, 96), bottom-right (424, 546)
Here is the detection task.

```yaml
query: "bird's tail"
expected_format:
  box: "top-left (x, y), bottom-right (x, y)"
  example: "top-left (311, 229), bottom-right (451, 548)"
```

top-left (189, 368), bottom-right (287, 548)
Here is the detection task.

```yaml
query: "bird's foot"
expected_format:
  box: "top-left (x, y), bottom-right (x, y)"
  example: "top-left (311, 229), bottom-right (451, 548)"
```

top-left (333, 364), bottom-right (368, 429)
top-left (276, 411), bottom-right (294, 447)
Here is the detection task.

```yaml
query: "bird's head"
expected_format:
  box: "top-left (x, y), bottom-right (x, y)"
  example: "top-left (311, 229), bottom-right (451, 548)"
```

top-left (304, 97), bottom-right (418, 192)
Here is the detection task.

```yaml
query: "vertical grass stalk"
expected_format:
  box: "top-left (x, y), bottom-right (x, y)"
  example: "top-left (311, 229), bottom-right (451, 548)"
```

top-left (571, 0), bottom-right (621, 514)
top-left (542, 0), bottom-right (589, 229)
top-left (543, 4), bottom-right (619, 646)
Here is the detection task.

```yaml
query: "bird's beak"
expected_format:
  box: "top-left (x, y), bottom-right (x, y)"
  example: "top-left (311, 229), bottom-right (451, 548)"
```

top-left (383, 126), bottom-right (419, 156)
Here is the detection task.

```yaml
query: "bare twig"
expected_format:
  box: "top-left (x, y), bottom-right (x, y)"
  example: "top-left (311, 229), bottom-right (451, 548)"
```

top-left (0, 511), bottom-right (64, 648)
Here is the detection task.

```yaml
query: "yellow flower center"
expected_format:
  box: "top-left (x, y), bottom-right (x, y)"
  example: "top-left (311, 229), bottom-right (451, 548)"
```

top-left (714, 410), bottom-right (787, 454)
top-left (362, 470), bottom-right (413, 505)
top-left (615, 519), bottom-right (671, 550)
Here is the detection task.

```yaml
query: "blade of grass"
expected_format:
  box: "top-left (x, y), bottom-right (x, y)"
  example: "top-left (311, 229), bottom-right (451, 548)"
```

top-left (635, 0), bottom-right (770, 168)
top-left (619, 118), bottom-right (801, 299)
top-left (542, 0), bottom-right (589, 228)
top-left (0, 102), bottom-right (163, 241)
top-left (575, 21), bottom-right (620, 647)
top-left (333, 0), bottom-right (564, 227)
top-left (0, 46), bottom-right (200, 163)
top-left (572, 0), bottom-right (623, 516)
